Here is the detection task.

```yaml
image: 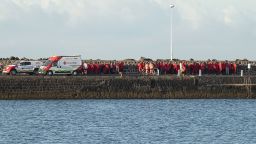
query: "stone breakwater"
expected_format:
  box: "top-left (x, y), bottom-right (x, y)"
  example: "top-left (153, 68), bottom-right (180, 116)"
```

top-left (0, 76), bottom-right (255, 99)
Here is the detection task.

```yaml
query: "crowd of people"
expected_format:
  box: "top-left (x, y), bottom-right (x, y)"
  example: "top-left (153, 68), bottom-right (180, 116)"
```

top-left (144, 61), bottom-right (239, 75)
top-left (83, 61), bottom-right (124, 75)
top-left (82, 60), bottom-right (244, 76)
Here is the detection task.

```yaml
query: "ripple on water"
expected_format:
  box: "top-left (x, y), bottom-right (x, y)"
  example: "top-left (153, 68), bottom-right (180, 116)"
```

top-left (0, 99), bottom-right (256, 143)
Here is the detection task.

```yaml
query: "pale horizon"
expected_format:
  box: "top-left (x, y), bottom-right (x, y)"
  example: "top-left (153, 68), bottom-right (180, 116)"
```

top-left (1, 0), bottom-right (256, 60)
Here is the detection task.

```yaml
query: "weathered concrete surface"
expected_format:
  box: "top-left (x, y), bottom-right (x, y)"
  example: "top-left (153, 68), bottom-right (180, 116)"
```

top-left (0, 76), bottom-right (255, 99)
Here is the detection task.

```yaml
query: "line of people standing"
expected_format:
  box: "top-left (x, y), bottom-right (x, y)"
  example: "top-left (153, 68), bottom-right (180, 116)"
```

top-left (83, 60), bottom-right (239, 75)
top-left (83, 61), bottom-right (124, 75)
top-left (137, 61), bottom-right (238, 75)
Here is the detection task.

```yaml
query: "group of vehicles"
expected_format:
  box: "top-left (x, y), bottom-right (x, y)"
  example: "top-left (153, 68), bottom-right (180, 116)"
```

top-left (2, 56), bottom-right (84, 76)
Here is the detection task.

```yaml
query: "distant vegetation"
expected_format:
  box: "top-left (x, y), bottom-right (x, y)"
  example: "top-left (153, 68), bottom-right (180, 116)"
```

top-left (0, 56), bottom-right (48, 61)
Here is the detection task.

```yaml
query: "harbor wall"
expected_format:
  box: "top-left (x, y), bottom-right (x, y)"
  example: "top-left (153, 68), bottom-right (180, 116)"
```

top-left (0, 76), bottom-right (255, 99)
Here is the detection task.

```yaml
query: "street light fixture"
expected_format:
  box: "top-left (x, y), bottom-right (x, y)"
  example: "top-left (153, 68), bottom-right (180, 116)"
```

top-left (170, 4), bottom-right (175, 60)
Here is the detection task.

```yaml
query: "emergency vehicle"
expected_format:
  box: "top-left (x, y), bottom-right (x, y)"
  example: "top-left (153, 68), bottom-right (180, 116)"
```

top-left (38, 56), bottom-right (83, 76)
top-left (2, 60), bottom-right (43, 75)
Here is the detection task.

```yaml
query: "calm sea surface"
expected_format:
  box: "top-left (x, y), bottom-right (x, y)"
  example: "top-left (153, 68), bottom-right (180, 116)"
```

top-left (0, 100), bottom-right (256, 144)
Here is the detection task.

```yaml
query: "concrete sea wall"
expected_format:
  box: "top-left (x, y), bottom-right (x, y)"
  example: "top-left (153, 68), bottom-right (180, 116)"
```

top-left (0, 76), bottom-right (255, 99)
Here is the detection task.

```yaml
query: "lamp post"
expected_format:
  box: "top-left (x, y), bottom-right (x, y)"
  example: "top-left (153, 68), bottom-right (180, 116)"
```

top-left (170, 4), bottom-right (175, 61)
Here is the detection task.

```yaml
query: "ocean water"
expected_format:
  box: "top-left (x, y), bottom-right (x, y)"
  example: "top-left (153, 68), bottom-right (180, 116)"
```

top-left (0, 100), bottom-right (256, 144)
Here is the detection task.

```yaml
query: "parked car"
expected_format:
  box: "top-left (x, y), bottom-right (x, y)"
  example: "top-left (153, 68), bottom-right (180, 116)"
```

top-left (38, 56), bottom-right (83, 76)
top-left (2, 60), bottom-right (43, 75)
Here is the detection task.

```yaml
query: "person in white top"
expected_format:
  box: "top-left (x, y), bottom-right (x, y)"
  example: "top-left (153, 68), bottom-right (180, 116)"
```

top-left (83, 63), bottom-right (88, 74)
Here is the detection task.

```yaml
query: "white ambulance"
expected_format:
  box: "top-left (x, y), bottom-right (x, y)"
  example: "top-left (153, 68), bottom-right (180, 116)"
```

top-left (38, 56), bottom-right (83, 76)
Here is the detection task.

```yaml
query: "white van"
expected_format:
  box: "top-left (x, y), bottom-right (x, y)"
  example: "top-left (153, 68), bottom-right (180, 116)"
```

top-left (38, 56), bottom-right (83, 76)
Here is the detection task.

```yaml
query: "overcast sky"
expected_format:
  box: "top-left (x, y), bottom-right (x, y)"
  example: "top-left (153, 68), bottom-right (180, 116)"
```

top-left (0, 0), bottom-right (256, 60)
